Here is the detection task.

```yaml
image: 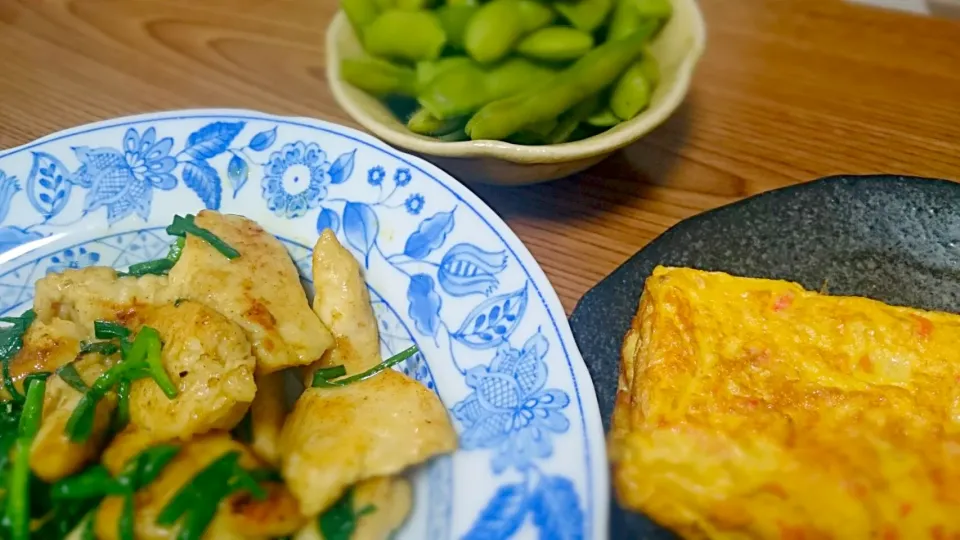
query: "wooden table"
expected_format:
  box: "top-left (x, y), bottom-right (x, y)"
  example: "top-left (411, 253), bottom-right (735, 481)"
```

top-left (1, 0), bottom-right (959, 313)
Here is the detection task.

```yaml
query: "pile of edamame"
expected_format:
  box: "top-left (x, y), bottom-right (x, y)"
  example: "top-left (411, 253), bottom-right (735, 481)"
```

top-left (340, 0), bottom-right (673, 144)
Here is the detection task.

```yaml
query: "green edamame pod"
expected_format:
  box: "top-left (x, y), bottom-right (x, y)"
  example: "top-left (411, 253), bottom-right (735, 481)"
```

top-left (517, 0), bottom-right (556, 31)
top-left (637, 52), bottom-right (659, 87)
top-left (547, 94), bottom-right (600, 144)
top-left (396, 0), bottom-right (435, 9)
top-left (608, 0), bottom-right (665, 42)
top-left (418, 63), bottom-right (488, 118)
top-left (465, 0), bottom-right (554, 64)
top-left (634, 0), bottom-right (672, 19)
top-left (555, 0), bottom-right (612, 33)
top-left (445, 0), bottom-right (477, 5)
top-left (416, 56), bottom-right (472, 90)
top-left (436, 5), bottom-right (477, 50)
top-left (484, 57), bottom-right (558, 97)
top-left (437, 128), bottom-right (470, 141)
top-left (373, 0), bottom-right (396, 10)
top-left (586, 106), bottom-right (620, 127)
top-left (521, 118), bottom-right (559, 137)
top-left (342, 0), bottom-right (380, 33)
top-left (341, 57), bottom-right (418, 97)
top-left (363, 10), bottom-right (447, 62)
top-left (610, 60), bottom-right (653, 120)
top-left (419, 58), bottom-right (555, 119)
top-left (407, 108), bottom-right (467, 135)
top-left (517, 27), bottom-right (595, 62)
top-left (467, 30), bottom-right (648, 140)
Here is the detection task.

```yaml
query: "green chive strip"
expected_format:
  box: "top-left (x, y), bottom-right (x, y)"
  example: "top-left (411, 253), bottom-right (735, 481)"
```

top-left (125, 258), bottom-right (174, 277)
top-left (156, 451), bottom-right (241, 525)
top-left (94, 321), bottom-right (130, 341)
top-left (57, 362), bottom-right (89, 393)
top-left (129, 327), bottom-right (177, 399)
top-left (156, 451), bottom-right (270, 540)
top-left (4, 377), bottom-right (47, 540)
top-left (51, 465), bottom-right (123, 501)
top-left (0, 310), bottom-right (36, 403)
top-left (113, 379), bottom-right (131, 432)
top-left (80, 341), bottom-right (120, 356)
top-left (318, 486), bottom-right (377, 540)
top-left (166, 214), bottom-right (240, 260)
top-left (312, 346), bottom-right (419, 388)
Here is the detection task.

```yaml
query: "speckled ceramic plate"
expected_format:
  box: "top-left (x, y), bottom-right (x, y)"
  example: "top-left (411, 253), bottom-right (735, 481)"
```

top-left (0, 109), bottom-right (607, 539)
top-left (570, 174), bottom-right (960, 539)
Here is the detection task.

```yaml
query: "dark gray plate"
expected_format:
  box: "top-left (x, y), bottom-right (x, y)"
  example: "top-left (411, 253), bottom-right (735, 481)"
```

top-left (569, 175), bottom-right (960, 539)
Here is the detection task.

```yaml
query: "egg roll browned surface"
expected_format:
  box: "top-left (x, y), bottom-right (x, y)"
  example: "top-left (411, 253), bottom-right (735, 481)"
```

top-left (611, 266), bottom-right (960, 539)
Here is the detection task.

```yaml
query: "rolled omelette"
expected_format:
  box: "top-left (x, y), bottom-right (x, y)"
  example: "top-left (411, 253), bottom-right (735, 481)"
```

top-left (610, 266), bottom-right (960, 539)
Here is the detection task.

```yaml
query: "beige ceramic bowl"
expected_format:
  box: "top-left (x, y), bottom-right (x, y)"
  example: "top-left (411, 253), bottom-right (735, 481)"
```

top-left (326, 0), bottom-right (706, 186)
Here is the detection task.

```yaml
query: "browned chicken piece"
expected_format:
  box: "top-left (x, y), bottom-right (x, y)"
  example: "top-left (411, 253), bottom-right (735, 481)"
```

top-left (167, 210), bottom-right (334, 375)
top-left (33, 266), bottom-right (169, 331)
top-left (126, 301), bottom-right (257, 442)
top-left (279, 370), bottom-right (456, 515)
top-left (0, 316), bottom-right (115, 481)
top-left (310, 230), bottom-right (381, 376)
top-left (293, 476), bottom-right (413, 540)
top-left (96, 433), bottom-right (306, 540)
top-left (32, 350), bottom-right (116, 482)
top-left (248, 371), bottom-right (289, 467)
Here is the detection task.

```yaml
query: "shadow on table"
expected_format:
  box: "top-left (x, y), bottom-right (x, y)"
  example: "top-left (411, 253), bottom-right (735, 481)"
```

top-left (470, 102), bottom-right (693, 223)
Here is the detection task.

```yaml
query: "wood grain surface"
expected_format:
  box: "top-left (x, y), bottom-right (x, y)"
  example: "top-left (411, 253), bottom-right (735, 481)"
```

top-left (1, 0), bottom-right (959, 312)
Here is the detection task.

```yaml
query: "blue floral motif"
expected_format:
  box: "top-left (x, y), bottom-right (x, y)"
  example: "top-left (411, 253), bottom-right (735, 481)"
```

top-left (0, 171), bottom-right (21, 223)
top-left (122, 127), bottom-right (177, 188)
top-left (405, 193), bottom-right (425, 215)
top-left (367, 165), bottom-right (385, 186)
top-left (261, 141), bottom-right (330, 218)
top-left (46, 247), bottom-right (101, 274)
top-left (403, 209), bottom-right (455, 260)
top-left (452, 285), bottom-right (528, 349)
top-left (407, 273), bottom-right (442, 337)
top-left (438, 244), bottom-right (508, 297)
top-left (26, 153), bottom-right (72, 219)
top-left (394, 167), bottom-right (412, 187)
top-left (453, 331), bottom-right (571, 473)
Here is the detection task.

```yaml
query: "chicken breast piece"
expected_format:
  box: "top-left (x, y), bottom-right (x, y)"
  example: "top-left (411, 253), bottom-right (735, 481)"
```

top-left (125, 301), bottom-right (257, 442)
top-left (33, 266), bottom-right (169, 331)
top-left (310, 230), bottom-right (381, 376)
top-left (0, 316), bottom-right (115, 481)
top-left (31, 351), bottom-right (116, 482)
top-left (248, 371), bottom-right (289, 467)
top-left (280, 370), bottom-right (456, 515)
top-left (294, 476), bottom-right (413, 540)
top-left (167, 211), bottom-right (334, 375)
top-left (96, 433), bottom-right (306, 540)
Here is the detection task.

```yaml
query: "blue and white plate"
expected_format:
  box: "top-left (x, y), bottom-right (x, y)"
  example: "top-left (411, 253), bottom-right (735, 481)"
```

top-left (0, 110), bottom-right (607, 539)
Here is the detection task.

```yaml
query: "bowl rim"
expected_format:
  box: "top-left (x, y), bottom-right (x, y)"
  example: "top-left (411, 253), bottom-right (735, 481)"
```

top-left (325, 0), bottom-right (707, 164)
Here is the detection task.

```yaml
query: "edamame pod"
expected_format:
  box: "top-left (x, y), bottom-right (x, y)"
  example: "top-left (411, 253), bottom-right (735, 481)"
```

top-left (517, 27), bottom-right (595, 62)
top-left (610, 60), bottom-right (653, 120)
top-left (419, 58), bottom-right (556, 119)
top-left (634, 0), bottom-right (672, 19)
top-left (466, 30), bottom-right (648, 140)
top-left (418, 63), bottom-right (489, 118)
top-left (547, 94), bottom-right (600, 144)
top-left (437, 128), bottom-right (469, 141)
top-left (637, 52), bottom-right (660, 87)
top-left (373, 0), bottom-right (396, 10)
top-left (555, 0), bottom-right (612, 33)
top-left (586, 106), bottom-right (621, 127)
top-left (436, 5), bottom-right (477, 49)
top-left (396, 0), bottom-right (435, 9)
top-left (465, 0), bottom-right (554, 64)
top-left (363, 10), bottom-right (447, 62)
top-left (416, 56), bottom-right (472, 90)
top-left (445, 0), bottom-right (478, 5)
top-left (342, 0), bottom-right (380, 33)
top-left (484, 57), bottom-right (558, 97)
top-left (608, 0), bottom-right (664, 42)
top-left (407, 108), bottom-right (468, 135)
top-left (341, 57), bottom-right (418, 97)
